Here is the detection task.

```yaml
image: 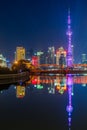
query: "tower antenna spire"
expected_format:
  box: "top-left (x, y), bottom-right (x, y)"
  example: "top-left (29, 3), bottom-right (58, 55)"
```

top-left (68, 8), bottom-right (70, 14)
top-left (68, 8), bottom-right (71, 24)
top-left (67, 8), bottom-right (73, 67)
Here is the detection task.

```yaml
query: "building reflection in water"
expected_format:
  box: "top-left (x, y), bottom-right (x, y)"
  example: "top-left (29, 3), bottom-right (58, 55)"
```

top-left (31, 76), bottom-right (44, 89)
top-left (8, 74), bottom-right (87, 129)
top-left (1, 74), bottom-right (87, 129)
top-left (26, 74), bottom-right (74, 129)
top-left (16, 81), bottom-right (25, 98)
top-left (55, 76), bottom-right (67, 94)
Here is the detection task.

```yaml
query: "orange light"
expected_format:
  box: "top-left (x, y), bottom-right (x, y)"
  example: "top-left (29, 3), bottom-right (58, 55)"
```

top-left (63, 85), bottom-right (67, 90)
top-left (56, 86), bottom-right (60, 90)
top-left (14, 60), bottom-right (18, 64)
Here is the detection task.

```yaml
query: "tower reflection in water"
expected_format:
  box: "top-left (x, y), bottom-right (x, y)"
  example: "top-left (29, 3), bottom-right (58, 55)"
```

top-left (15, 74), bottom-right (74, 129)
top-left (1, 74), bottom-right (87, 129)
top-left (66, 74), bottom-right (73, 130)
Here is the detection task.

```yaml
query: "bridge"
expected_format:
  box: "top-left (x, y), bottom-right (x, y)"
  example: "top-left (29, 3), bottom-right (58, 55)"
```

top-left (35, 63), bottom-right (87, 68)
top-left (12, 59), bottom-right (87, 75)
top-left (30, 63), bottom-right (87, 75)
top-left (30, 69), bottom-right (87, 75)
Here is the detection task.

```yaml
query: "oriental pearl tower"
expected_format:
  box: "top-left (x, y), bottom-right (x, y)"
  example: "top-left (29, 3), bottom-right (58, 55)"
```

top-left (66, 9), bottom-right (73, 130)
top-left (66, 9), bottom-right (73, 67)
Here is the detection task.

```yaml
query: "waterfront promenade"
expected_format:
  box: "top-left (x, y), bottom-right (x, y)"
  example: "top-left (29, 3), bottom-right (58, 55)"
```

top-left (0, 71), bottom-right (29, 85)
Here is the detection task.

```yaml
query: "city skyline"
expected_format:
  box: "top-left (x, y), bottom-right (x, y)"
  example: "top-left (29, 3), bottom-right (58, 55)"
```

top-left (0, 0), bottom-right (87, 63)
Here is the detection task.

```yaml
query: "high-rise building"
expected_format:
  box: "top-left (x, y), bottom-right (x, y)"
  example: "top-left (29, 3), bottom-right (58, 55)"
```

top-left (47, 46), bottom-right (55, 64)
top-left (36, 51), bottom-right (43, 64)
top-left (15, 47), bottom-right (25, 61)
top-left (56, 47), bottom-right (66, 67)
top-left (0, 54), bottom-right (7, 67)
top-left (82, 54), bottom-right (87, 63)
top-left (31, 56), bottom-right (39, 66)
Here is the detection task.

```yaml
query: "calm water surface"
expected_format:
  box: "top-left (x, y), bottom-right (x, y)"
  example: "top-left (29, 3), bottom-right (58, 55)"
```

top-left (0, 75), bottom-right (87, 130)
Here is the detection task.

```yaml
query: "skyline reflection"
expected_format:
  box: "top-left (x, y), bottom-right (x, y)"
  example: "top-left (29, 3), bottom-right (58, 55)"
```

top-left (0, 74), bottom-right (87, 129)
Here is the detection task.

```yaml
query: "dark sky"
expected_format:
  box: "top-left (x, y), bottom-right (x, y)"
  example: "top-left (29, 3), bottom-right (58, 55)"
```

top-left (0, 0), bottom-right (87, 62)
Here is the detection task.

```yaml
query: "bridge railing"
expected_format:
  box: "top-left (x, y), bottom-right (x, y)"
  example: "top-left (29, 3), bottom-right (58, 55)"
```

top-left (35, 63), bottom-right (87, 69)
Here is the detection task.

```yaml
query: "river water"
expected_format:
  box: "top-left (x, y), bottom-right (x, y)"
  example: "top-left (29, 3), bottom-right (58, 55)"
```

top-left (0, 74), bottom-right (87, 130)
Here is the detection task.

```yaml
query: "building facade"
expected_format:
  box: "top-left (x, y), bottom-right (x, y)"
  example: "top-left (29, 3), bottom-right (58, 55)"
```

top-left (0, 54), bottom-right (7, 67)
top-left (82, 54), bottom-right (87, 63)
top-left (47, 46), bottom-right (55, 64)
top-left (31, 56), bottom-right (39, 66)
top-left (56, 47), bottom-right (66, 68)
top-left (15, 47), bottom-right (25, 61)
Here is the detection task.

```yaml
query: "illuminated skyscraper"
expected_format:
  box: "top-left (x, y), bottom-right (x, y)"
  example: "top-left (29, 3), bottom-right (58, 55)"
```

top-left (36, 51), bottom-right (43, 64)
top-left (66, 9), bottom-right (73, 67)
top-left (0, 54), bottom-right (7, 67)
top-left (56, 47), bottom-right (66, 67)
top-left (31, 56), bottom-right (39, 66)
top-left (15, 47), bottom-right (25, 61)
top-left (47, 46), bottom-right (55, 64)
top-left (82, 54), bottom-right (87, 63)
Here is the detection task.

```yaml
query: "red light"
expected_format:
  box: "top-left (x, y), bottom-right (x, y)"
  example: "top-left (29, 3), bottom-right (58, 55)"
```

top-left (32, 78), bottom-right (37, 85)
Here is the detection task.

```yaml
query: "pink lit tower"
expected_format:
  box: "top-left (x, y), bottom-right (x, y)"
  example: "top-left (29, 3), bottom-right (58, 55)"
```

top-left (66, 9), bottom-right (73, 67)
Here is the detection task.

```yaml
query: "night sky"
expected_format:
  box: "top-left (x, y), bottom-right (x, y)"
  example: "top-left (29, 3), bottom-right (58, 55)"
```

top-left (0, 0), bottom-right (87, 62)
